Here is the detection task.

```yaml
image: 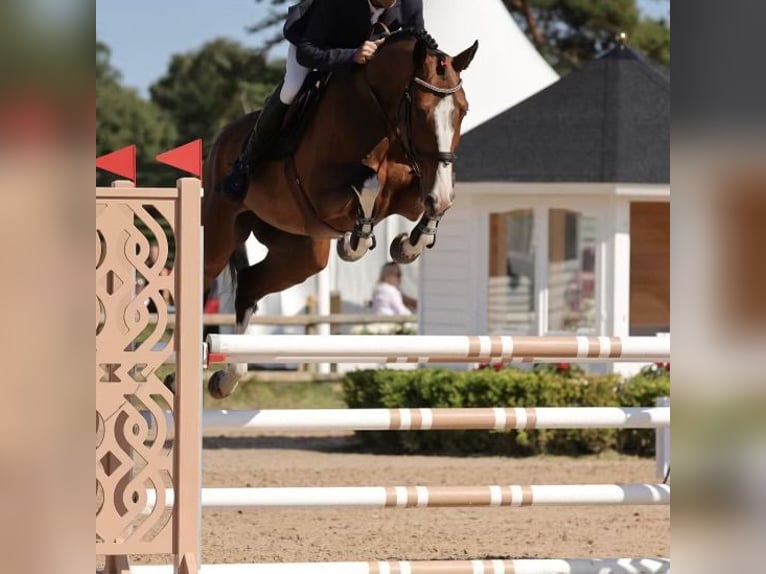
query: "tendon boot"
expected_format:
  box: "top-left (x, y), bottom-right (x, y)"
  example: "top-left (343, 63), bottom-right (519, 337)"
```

top-left (220, 87), bottom-right (290, 204)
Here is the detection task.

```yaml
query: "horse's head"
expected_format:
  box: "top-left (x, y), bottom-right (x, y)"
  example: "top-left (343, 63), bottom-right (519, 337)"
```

top-left (364, 30), bottom-right (478, 217)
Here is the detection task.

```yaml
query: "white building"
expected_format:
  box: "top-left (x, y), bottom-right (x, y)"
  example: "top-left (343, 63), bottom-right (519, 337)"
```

top-left (419, 43), bottom-right (671, 375)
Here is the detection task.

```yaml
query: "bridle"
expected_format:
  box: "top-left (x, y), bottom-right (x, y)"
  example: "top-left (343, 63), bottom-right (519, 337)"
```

top-left (363, 51), bottom-right (462, 179)
top-left (400, 77), bottom-right (462, 176)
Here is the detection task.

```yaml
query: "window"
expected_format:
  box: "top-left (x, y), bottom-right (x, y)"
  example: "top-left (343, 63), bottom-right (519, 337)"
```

top-left (488, 211), bottom-right (535, 334)
top-left (548, 210), bottom-right (597, 333)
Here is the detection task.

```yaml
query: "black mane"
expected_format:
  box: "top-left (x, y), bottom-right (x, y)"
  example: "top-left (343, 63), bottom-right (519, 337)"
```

top-left (382, 27), bottom-right (441, 53)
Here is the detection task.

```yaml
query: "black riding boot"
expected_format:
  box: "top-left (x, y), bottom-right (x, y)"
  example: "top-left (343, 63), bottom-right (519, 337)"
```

top-left (220, 88), bottom-right (290, 203)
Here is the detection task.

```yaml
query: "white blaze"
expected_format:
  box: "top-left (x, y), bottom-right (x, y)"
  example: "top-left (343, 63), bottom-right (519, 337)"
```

top-left (430, 95), bottom-right (455, 211)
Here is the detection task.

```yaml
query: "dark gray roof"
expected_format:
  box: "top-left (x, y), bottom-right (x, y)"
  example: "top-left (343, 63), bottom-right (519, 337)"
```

top-left (457, 45), bottom-right (670, 184)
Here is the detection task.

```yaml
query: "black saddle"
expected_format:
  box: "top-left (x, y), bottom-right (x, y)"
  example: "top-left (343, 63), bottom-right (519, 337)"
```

top-left (271, 70), bottom-right (332, 159)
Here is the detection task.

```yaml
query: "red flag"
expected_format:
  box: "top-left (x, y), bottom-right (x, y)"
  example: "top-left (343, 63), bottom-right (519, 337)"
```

top-left (156, 139), bottom-right (203, 178)
top-left (96, 145), bottom-right (136, 182)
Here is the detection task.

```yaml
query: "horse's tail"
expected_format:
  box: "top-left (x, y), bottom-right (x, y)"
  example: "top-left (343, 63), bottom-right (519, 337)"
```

top-left (228, 243), bottom-right (249, 290)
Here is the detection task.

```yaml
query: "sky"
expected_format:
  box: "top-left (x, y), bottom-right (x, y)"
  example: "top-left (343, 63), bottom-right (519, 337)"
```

top-left (97, 0), bottom-right (670, 96)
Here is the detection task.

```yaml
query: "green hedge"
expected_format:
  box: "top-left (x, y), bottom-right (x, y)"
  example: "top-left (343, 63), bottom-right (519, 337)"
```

top-left (342, 365), bottom-right (669, 457)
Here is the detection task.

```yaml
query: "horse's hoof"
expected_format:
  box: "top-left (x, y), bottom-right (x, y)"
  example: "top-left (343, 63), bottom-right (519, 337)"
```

top-left (336, 234), bottom-right (356, 262)
top-left (336, 232), bottom-right (371, 262)
top-left (162, 373), bottom-right (176, 394)
top-left (389, 232), bottom-right (421, 264)
top-left (208, 370), bottom-right (239, 399)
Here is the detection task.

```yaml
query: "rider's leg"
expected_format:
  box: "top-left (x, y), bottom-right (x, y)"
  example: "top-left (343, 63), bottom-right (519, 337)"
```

top-left (279, 44), bottom-right (310, 105)
top-left (220, 44), bottom-right (309, 203)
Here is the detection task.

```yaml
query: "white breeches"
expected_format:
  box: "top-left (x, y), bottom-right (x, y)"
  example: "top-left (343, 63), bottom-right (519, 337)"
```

top-left (280, 44), bottom-right (311, 104)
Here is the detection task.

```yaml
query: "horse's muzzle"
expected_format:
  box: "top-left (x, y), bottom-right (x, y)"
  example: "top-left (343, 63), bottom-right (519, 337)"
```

top-left (425, 189), bottom-right (454, 216)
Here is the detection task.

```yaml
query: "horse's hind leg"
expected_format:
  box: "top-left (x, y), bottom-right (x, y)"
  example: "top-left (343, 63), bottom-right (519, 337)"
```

top-left (208, 226), bottom-right (331, 399)
top-left (163, 208), bottom-right (252, 396)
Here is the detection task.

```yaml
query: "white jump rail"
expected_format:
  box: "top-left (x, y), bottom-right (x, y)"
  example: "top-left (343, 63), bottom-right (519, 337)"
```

top-left (132, 557), bottom-right (671, 574)
top-left (206, 335), bottom-right (670, 365)
top-left (144, 483), bottom-right (669, 512)
top-left (155, 407), bottom-right (669, 433)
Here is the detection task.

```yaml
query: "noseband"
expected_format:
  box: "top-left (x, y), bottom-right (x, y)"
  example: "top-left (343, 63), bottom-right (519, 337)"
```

top-left (364, 66), bottom-right (462, 179)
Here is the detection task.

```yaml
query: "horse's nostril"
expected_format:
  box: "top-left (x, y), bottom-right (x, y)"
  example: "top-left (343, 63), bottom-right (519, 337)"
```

top-left (425, 195), bottom-right (437, 212)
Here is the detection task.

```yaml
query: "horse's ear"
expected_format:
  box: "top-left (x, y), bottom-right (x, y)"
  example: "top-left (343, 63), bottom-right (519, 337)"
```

top-left (452, 40), bottom-right (479, 72)
top-left (413, 39), bottom-right (428, 70)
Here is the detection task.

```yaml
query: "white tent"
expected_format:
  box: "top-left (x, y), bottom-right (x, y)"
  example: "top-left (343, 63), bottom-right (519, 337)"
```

top-left (424, 0), bottom-right (558, 133)
top-left (220, 0), bottom-right (558, 336)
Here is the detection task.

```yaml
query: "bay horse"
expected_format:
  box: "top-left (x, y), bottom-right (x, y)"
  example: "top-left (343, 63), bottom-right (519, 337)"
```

top-left (202, 30), bottom-right (478, 398)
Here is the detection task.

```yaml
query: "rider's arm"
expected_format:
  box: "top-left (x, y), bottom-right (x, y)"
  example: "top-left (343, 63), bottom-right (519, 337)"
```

top-left (400, 0), bottom-right (425, 31)
top-left (295, 0), bottom-right (357, 72)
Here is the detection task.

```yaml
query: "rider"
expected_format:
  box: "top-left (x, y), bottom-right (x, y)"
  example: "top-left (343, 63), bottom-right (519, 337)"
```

top-left (221, 0), bottom-right (425, 203)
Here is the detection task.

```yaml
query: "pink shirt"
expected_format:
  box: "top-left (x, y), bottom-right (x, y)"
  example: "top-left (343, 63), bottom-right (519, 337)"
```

top-left (372, 282), bottom-right (411, 315)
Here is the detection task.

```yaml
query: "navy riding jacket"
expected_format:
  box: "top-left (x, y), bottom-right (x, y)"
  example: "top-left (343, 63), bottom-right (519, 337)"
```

top-left (283, 0), bottom-right (425, 72)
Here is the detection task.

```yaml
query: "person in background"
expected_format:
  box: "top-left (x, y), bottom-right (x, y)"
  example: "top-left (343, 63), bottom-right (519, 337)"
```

top-left (371, 261), bottom-right (417, 315)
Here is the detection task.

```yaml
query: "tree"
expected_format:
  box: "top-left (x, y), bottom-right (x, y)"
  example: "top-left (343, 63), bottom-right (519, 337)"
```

top-left (97, 39), bottom-right (282, 186)
top-left (149, 38), bottom-right (284, 147)
top-left (248, 0), bottom-right (291, 53)
top-left (629, 15), bottom-right (670, 66)
top-left (97, 41), bottom-right (121, 87)
top-left (96, 42), bottom-right (178, 186)
top-left (249, 0), bottom-right (669, 73)
top-left (501, 0), bottom-right (669, 71)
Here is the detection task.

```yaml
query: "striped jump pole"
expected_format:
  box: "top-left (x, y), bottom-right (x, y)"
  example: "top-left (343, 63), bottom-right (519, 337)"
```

top-left (189, 406), bottom-right (670, 433)
top-left (132, 557), bottom-right (671, 574)
top-left (145, 483), bottom-right (670, 512)
top-left (206, 335), bottom-right (670, 365)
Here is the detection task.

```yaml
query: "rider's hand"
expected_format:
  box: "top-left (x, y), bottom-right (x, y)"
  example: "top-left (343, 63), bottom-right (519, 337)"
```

top-left (353, 39), bottom-right (385, 64)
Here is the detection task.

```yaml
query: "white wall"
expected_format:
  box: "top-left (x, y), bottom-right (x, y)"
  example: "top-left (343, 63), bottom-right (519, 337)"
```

top-left (419, 197), bottom-right (486, 336)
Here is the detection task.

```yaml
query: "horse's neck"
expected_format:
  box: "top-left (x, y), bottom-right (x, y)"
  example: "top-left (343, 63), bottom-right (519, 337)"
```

top-left (301, 79), bottom-right (374, 155)
top-left (296, 71), bottom-right (404, 186)
top-left (292, 65), bottom-right (420, 223)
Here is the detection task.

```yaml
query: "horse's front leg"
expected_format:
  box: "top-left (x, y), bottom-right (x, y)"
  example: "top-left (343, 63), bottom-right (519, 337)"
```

top-left (336, 177), bottom-right (380, 262)
top-left (389, 212), bottom-right (442, 264)
top-left (337, 138), bottom-right (389, 262)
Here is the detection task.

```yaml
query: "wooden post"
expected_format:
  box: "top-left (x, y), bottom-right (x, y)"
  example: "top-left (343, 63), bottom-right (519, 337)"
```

top-left (330, 292), bottom-right (342, 334)
top-left (329, 292), bottom-right (342, 372)
top-left (303, 296), bottom-right (318, 373)
top-left (172, 178), bottom-right (203, 574)
top-left (100, 196), bottom-right (135, 572)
